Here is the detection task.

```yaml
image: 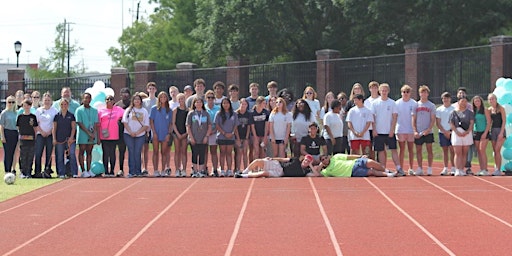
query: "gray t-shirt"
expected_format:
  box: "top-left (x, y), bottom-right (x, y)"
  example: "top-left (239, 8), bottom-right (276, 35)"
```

top-left (186, 94), bottom-right (204, 109)
top-left (413, 100), bottom-right (436, 134)
top-left (449, 108), bottom-right (474, 130)
top-left (142, 97), bottom-right (157, 115)
top-left (186, 109), bottom-right (211, 143)
top-left (214, 111), bottom-right (239, 140)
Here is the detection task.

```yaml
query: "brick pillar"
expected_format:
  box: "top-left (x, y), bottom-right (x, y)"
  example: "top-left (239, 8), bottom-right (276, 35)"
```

top-left (110, 67), bottom-right (129, 97)
top-left (490, 35), bottom-right (512, 91)
top-left (404, 43), bottom-right (424, 99)
top-left (316, 49), bottom-right (340, 105)
top-left (226, 56), bottom-right (250, 97)
top-left (134, 60), bottom-right (157, 93)
top-left (176, 62), bottom-right (197, 91)
top-left (7, 68), bottom-right (25, 97)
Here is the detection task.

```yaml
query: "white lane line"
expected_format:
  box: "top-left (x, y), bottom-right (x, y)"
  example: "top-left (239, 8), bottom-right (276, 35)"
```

top-left (473, 176), bottom-right (512, 192)
top-left (224, 179), bottom-right (255, 256)
top-left (308, 178), bottom-right (343, 256)
top-left (3, 179), bottom-right (143, 256)
top-left (0, 181), bottom-right (80, 214)
top-left (365, 178), bottom-right (455, 256)
top-left (419, 176), bottom-right (512, 228)
top-left (114, 179), bottom-right (199, 256)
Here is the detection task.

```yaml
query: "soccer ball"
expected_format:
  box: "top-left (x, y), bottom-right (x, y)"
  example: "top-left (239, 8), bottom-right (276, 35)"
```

top-left (4, 173), bottom-right (16, 185)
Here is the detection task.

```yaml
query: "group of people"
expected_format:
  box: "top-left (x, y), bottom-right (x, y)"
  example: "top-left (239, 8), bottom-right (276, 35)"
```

top-left (0, 79), bottom-right (506, 179)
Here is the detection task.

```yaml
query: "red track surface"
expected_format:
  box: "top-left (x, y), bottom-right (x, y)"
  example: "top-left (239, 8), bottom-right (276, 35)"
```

top-left (2, 174), bottom-right (512, 256)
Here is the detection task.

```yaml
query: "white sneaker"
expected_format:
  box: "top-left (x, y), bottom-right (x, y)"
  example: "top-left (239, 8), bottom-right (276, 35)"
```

top-left (220, 170), bottom-right (226, 177)
top-left (477, 170), bottom-right (489, 176)
top-left (180, 170), bottom-right (187, 177)
top-left (415, 167), bottom-right (424, 176)
top-left (450, 167), bottom-right (456, 176)
top-left (175, 170), bottom-right (180, 177)
top-left (88, 171), bottom-right (95, 177)
top-left (492, 169), bottom-right (502, 176)
top-left (154, 170), bottom-right (161, 177)
top-left (440, 167), bottom-right (449, 176)
top-left (82, 171), bottom-right (91, 178)
top-left (427, 167), bottom-right (432, 176)
top-left (407, 169), bottom-right (415, 176)
top-left (226, 170), bottom-right (233, 177)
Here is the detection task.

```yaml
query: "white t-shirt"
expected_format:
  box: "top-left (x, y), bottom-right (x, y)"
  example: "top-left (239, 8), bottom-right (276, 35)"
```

top-left (372, 98), bottom-right (397, 134)
top-left (395, 98), bottom-right (416, 134)
top-left (364, 96), bottom-right (380, 112)
top-left (346, 106), bottom-right (373, 141)
top-left (305, 99), bottom-right (321, 118)
top-left (122, 107), bottom-right (150, 137)
top-left (35, 106), bottom-right (58, 134)
top-left (322, 111), bottom-right (343, 139)
top-left (269, 112), bottom-right (293, 140)
top-left (291, 112), bottom-right (316, 143)
top-left (436, 105), bottom-right (455, 131)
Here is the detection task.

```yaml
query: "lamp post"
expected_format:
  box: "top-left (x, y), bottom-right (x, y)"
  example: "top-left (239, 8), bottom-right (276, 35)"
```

top-left (14, 41), bottom-right (22, 68)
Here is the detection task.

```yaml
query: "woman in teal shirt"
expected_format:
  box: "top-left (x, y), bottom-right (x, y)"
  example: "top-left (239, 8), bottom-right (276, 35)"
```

top-left (0, 96), bottom-right (19, 173)
top-left (472, 96), bottom-right (491, 176)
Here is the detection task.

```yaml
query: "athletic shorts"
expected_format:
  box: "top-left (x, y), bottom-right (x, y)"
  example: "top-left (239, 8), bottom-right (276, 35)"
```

top-left (351, 158), bottom-right (369, 177)
top-left (473, 131), bottom-right (490, 141)
top-left (414, 133), bottom-right (434, 145)
top-left (451, 128), bottom-right (473, 146)
top-left (350, 140), bottom-right (371, 151)
top-left (373, 134), bottom-right (397, 151)
top-left (438, 132), bottom-right (452, 147)
top-left (208, 134), bottom-right (217, 146)
top-left (264, 160), bottom-right (284, 177)
top-left (489, 128), bottom-right (506, 141)
top-left (396, 133), bottom-right (414, 142)
top-left (217, 139), bottom-right (235, 145)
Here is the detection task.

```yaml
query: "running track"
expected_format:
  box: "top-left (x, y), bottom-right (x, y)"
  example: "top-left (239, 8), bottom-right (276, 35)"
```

top-left (1, 175), bottom-right (512, 255)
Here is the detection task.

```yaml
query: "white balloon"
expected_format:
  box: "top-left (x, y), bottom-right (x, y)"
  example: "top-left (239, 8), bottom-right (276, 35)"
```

top-left (93, 81), bottom-right (106, 90)
top-left (85, 87), bottom-right (94, 94)
top-left (496, 77), bottom-right (506, 88)
top-left (493, 86), bottom-right (506, 99)
top-left (104, 87), bottom-right (115, 97)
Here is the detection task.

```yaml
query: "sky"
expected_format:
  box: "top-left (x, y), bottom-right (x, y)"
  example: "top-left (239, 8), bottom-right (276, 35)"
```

top-left (0, 0), bottom-right (157, 74)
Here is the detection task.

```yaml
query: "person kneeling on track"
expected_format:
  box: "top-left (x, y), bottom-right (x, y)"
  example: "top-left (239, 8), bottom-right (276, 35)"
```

top-left (310, 154), bottom-right (396, 177)
top-left (235, 154), bottom-right (315, 178)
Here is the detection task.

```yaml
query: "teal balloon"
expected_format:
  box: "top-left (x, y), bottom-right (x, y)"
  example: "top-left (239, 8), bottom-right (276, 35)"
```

top-left (91, 146), bottom-right (102, 162)
top-left (90, 161), bottom-right (105, 175)
top-left (498, 92), bottom-right (512, 105)
top-left (503, 148), bottom-right (512, 161)
top-left (505, 79), bottom-right (512, 92)
top-left (496, 77), bottom-right (506, 88)
top-left (505, 137), bottom-right (512, 149)
top-left (92, 91), bottom-right (106, 105)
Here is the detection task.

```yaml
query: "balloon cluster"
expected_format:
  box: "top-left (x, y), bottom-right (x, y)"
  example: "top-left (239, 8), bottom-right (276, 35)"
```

top-left (84, 81), bottom-right (114, 175)
top-left (493, 78), bottom-right (512, 172)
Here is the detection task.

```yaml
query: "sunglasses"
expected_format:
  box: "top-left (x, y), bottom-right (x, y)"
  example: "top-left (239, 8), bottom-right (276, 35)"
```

top-left (8, 101), bottom-right (15, 104)
top-left (106, 98), bottom-right (115, 101)
top-left (305, 92), bottom-right (313, 95)
top-left (207, 96), bottom-right (215, 99)
top-left (402, 90), bottom-right (410, 93)
top-left (32, 96), bottom-right (40, 98)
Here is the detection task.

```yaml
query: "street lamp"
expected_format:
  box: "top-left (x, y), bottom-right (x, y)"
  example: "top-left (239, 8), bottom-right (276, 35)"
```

top-left (14, 41), bottom-right (22, 68)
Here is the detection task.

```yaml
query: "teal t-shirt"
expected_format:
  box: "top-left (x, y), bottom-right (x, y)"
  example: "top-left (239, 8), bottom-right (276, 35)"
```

top-left (75, 105), bottom-right (99, 144)
top-left (321, 154), bottom-right (356, 177)
top-left (53, 99), bottom-right (80, 115)
top-left (0, 110), bottom-right (18, 130)
top-left (473, 112), bottom-right (487, 132)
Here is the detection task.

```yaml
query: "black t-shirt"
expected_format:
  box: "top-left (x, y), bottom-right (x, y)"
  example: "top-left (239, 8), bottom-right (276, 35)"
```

top-left (251, 109), bottom-right (269, 137)
top-left (17, 113), bottom-right (38, 139)
top-left (237, 110), bottom-right (253, 139)
top-left (300, 135), bottom-right (326, 155)
top-left (281, 157), bottom-right (311, 177)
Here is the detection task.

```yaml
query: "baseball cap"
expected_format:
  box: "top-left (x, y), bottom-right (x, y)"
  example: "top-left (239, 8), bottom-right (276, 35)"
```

top-left (184, 85), bottom-right (193, 91)
top-left (305, 154), bottom-right (314, 162)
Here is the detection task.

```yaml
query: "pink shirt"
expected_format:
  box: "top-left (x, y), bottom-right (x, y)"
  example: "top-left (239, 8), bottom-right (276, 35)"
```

top-left (98, 106), bottom-right (124, 140)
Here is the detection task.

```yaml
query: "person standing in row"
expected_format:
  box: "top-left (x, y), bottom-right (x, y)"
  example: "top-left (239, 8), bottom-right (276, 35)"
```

top-left (114, 87), bottom-right (131, 177)
top-left (251, 96), bottom-right (269, 160)
top-left (17, 100), bottom-right (38, 178)
top-left (346, 94), bottom-right (372, 156)
top-left (150, 92), bottom-right (174, 177)
top-left (0, 96), bottom-right (19, 174)
top-left (75, 92), bottom-right (99, 177)
top-left (269, 97), bottom-right (292, 158)
top-left (488, 93), bottom-right (506, 176)
top-left (235, 98), bottom-right (252, 172)
top-left (323, 99), bottom-right (344, 155)
top-left (34, 92), bottom-right (58, 177)
top-left (53, 98), bottom-right (77, 178)
top-left (205, 90), bottom-right (220, 176)
top-left (98, 94), bottom-right (124, 177)
top-left (412, 85), bottom-right (436, 176)
top-left (395, 85), bottom-right (416, 175)
top-left (172, 93), bottom-right (189, 177)
top-left (291, 99), bottom-right (315, 157)
top-left (186, 97), bottom-right (211, 177)
top-left (122, 93), bottom-right (150, 178)
top-left (215, 98), bottom-right (239, 176)
top-left (142, 82), bottom-right (157, 176)
top-left (450, 96), bottom-right (474, 176)
top-left (436, 92), bottom-right (456, 175)
top-left (186, 79), bottom-right (206, 108)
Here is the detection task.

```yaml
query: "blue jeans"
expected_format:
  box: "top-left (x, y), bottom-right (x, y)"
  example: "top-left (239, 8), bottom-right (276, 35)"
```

top-left (124, 134), bottom-right (145, 175)
top-left (55, 142), bottom-right (78, 176)
top-left (34, 134), bottom-right (53, 174)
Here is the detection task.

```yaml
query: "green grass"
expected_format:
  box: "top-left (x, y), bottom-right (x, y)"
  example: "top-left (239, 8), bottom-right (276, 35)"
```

top-left (0, 175), bottom-right (60, 202)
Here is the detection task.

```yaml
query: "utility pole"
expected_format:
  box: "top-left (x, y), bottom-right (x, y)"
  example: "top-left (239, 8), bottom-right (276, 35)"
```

top-left (67, 21), bottom-right (71, 79)
top-left (63, 19), bottom-right (66, 73)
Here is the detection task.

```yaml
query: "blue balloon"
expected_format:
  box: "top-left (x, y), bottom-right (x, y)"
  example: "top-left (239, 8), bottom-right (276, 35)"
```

top-left (505, 162), bottom-right (512, 172)
top-left (90, 161), bottom-right (105, 175)
top-left (498, 92), bottom-right (512, 105)
top-left (496, 77), bottom-right (506, 88)
top-left (503, 148), bottom-right (512, 161)
top-left (505, 79), bottom-right (512, 92)
top-left (504, 137), bottom-right (512, 149)
top-left (91, 146), bottom-right (103, 162)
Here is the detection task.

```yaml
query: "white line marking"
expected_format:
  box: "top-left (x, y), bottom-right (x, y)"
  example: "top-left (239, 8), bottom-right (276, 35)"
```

top-left (473, 177), bottom-right (512, 192)
top-left (3, 179), bottom-right (143, 256)
top-left (365, 178), bottom-right (455, 256)
top-left (419, 177), bottom-right (512, 228)
top-left (308, 178), bottom-right (343, 256)
top-left (0, 181), bottom-right (79, 214)
top-left (224, 179), bottom-right (255, 256)
top-left (114, 179), bottom-right (199, 256)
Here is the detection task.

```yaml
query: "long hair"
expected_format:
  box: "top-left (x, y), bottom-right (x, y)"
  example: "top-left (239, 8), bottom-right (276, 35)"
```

top-left (253, 96), bottom-right (266, 111)
top-left (219, 98), bottom-right (234, 124)
top-left (237, 98), bottom-right (248, 114)
top-left (127, 93), bottom-right (143, 112)
top-left (5, 96), bottom-right (16, 112)
top-left (293, 98), bottom-right (312, 121)
top-left (349, 83), bottom-right (365, 100)
top-left (271, 97), bottom-right (287, 114)
top-left (471, 95), bottom-right (485, 115)
top-left (323, 91), bottom-right (335, 114)
top-left (190, 96), bottom-right (205, 111)
top-left (156, 91), bottom-right (171, 113)
top-left (488, 93), bottom-right (502, 113)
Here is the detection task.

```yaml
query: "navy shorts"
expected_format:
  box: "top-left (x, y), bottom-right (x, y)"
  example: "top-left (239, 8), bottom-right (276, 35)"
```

top-left (217, 139), bottom-right (235, 145)
top-left (275, 140), bottom-right (284, 144)
top-left (438, 132), bottom-right (452, 147)
top-left (414, 133), bottom-right (434, 145)
top-left (351, 158), bottom-right (369, 177)
top-left (373, 134), bottom-right (397, 151)
top-left (473, 131), bottom-right (490, 141)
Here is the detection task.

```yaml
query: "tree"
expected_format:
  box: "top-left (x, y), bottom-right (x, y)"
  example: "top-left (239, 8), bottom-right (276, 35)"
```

top-left (28, 22), bottom-right (84, 79)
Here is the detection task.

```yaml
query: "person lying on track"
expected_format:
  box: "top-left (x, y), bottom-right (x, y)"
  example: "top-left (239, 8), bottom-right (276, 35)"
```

top-left (235, 154), bottom-right (316, 178)
top-left (309, 154), bottom-right (397, 177)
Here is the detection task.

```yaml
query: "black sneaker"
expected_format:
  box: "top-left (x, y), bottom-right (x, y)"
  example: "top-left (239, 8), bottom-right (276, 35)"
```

top-left (116, 170), bottom-right (124, 177)
top-left (141, 170), bottom-right (149, 177)
top-left (234, 172), bottom-right (243, 178)
top-left (211, 169), bottom-right (219, 177)
top-left (466, 168), bottom-right (474, 175)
